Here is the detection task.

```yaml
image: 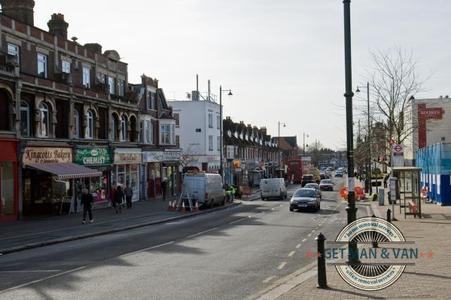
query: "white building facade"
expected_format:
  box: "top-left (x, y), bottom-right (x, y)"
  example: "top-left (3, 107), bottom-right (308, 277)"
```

top-left (169, 97), bottom-right (221, 172)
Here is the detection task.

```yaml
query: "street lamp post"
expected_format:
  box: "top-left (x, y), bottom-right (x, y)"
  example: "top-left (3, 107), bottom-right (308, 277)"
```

top-left (278, 121), bottom-right (286, 170)
top-left (303, 132), bottom-right (309, 156)
top-left (356, 82), bottom-right (372, 195)
top-left (219, 86), bottom-right (232, 183)
top-left (343, 0), bottom-right (358, 263)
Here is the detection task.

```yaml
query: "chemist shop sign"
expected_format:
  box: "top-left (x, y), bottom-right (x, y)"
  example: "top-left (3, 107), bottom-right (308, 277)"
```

top-left (74, 148), bottom-right (112, 166)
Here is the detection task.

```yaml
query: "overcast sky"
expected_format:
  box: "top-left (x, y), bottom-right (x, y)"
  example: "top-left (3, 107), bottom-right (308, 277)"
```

top-left (35, 0), bottom-right (450, 150)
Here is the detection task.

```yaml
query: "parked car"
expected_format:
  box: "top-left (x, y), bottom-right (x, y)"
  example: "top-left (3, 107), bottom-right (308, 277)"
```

top-left (289, 188), bottom-right (321, 212)
top-left (319, 179), bottom-right (334, 191)
top-left (335, 171), bottom-right (343, 177)
top-left (260, 178), bottom-right (287, 200)
top-left (301, 174), bottom-right (315, 187)
top-left (182, 173), bottom-right (225, 207)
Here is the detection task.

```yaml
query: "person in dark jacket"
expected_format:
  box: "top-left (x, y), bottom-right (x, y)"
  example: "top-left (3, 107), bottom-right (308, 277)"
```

top-left (113, 185), bottom-right (124, 214)
top-left (81, 188), bottom-right (94, 224)
top-left (124, 184), bottom-right (133, 209)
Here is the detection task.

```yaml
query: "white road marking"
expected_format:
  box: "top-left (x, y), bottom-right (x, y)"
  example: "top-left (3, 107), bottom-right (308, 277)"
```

top-left (186, 227), bottom-right (218, 239)
top-left (296, 244), bottom-right (302, 249)
top-left (262, 276), bottom-right (276, 283)
top-left (288, 251), bottom-right (295, 257)
top-left (0, 270), bottom-right (61, 273)
top-left (277, 262), bottom-right (287, 270)
top-left (302, 238), bottom-right (307, 242)
top-left (121, 240), bottom-right (176, 258)
top-left (307, 233), bottom-right (312, 237)
top-left (229, 217), bottom-right (247, 225)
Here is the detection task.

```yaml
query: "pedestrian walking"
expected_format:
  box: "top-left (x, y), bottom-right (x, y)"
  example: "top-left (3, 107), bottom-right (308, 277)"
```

top-left (113, 185), bottom-right (124, 214)
top-left (81, 188), bottom-right (94, 224)
top-left (124, 183), bottom-right (133, 209)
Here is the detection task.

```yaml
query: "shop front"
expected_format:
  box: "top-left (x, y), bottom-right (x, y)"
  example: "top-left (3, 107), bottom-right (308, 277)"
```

top-left (22, 147), bottom-right (102, 216)
top-left (0, 140), bottom-right (19, 222)
top-left (112, 148), bottom-right (141, 202)
top-left (74, 147), bottom-right (112, 205)
top-left (143, 150), bottom-right (182, 200)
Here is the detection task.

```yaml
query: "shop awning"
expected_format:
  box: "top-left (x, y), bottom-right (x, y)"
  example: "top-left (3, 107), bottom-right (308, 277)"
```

top-left (27, 163), bottom-right (102, 180)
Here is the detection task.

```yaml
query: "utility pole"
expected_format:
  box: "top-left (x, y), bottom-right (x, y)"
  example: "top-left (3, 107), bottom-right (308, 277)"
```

top-left (366, 82), bottom-right (372, 195)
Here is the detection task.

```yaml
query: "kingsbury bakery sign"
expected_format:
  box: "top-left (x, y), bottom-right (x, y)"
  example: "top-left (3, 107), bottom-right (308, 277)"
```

top-left (74, 148), bottom-right (112, 166)
top-left (23, 147), bottom-right (72, 165)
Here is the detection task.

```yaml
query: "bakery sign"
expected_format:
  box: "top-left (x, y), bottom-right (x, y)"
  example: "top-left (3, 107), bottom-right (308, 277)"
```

top-left (114, 149), bottom-right (142, 164)
top-left (23, 147), bottom-right (72, 165)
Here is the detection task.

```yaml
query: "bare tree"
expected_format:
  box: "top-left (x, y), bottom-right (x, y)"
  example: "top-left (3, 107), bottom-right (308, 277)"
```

top-left (369, 48), bottom-right (423, 145)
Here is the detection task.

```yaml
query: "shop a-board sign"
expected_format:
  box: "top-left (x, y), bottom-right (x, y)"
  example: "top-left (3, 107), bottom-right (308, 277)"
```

top-left (23, 147), bottom-right (72, 165)
top-left (74, 148), bottom-right (112, 166)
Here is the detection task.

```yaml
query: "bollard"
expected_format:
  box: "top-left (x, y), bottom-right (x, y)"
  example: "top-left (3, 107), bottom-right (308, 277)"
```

top-left (387, 209), bottom-right (392, 223)
top-left (316, 233), bottom-right (328, 289)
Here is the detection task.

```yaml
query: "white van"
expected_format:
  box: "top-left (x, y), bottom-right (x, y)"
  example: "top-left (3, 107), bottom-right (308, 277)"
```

top-left (260, 178), bottom-right (287, 200)
top-left (182, 173), bottom-right (225, 207)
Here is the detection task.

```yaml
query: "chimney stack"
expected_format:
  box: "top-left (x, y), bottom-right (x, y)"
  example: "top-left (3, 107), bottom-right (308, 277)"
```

top-left (0, 0), bottom-right (35, 26)
top-left (48, 13), bottom-right (69, 40)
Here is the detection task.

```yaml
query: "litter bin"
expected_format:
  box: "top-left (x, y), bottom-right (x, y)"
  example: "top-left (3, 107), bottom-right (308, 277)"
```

top-left (378, 188), bottom-right (385, 206)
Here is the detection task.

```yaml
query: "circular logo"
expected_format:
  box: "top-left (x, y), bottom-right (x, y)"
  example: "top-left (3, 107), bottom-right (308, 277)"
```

top-left (335, 217), bottom-right (406, 291)
top-left (91, 149), bottom-right (99, 157)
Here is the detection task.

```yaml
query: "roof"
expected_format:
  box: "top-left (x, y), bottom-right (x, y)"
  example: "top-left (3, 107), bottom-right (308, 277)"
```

top-left (27, 163), bottom-right (102, 180)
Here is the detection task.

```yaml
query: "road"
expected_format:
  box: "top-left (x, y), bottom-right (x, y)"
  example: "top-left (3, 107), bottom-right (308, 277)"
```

top-left (0, 179), bottom-right (372, 299)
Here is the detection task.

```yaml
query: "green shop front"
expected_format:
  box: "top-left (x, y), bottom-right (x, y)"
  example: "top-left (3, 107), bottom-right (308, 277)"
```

top-left (74, 147), bottom-right (112, 205)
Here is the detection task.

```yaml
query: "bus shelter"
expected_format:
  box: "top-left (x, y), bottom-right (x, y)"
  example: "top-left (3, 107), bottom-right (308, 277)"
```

top-left (391, 167), bottom-right (422, 219)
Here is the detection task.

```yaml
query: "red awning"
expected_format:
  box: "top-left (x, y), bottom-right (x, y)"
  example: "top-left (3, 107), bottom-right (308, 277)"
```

top-left (27, 163), bottom-right (102, 180)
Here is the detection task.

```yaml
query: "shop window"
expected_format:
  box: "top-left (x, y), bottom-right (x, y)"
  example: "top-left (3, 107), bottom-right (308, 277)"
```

top-left (85, 110), bottom-right (94, 139)
top-left (120, 114), bottom-right (127, 141)
top-left (38, 102), bottom-right (50, 137)
top-left (73, 109), bottom-right (80, 138)
top-left (20, 101), bottom-right (30, 136)
top-left (0, 162), bottom-right (15, 216)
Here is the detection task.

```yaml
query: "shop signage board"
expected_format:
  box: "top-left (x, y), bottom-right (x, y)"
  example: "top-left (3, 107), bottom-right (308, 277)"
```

top-left (23, 147), bottom-right (72, 165)
top-left (74, 148), bottom-right (112, 166)
top-left (143, 150), bottom-right (182, 163)
top-left (114, 149), bottom-right (142, 165)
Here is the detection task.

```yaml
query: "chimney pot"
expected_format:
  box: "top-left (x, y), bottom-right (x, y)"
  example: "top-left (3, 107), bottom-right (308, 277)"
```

top-left (0, 0), bottom-right (35, 25)
top-left (48, 12), bottom-right (69, 40)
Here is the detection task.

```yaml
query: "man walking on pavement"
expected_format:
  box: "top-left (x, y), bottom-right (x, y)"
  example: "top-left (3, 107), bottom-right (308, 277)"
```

top-left (81, 188), bottom-right (94, 224)
top-left (124, 183), bottom-right (133, 209)
top-left (161, 178), bottom-right (167, 201)
top-left (113, 185), bottom-right (124, 214)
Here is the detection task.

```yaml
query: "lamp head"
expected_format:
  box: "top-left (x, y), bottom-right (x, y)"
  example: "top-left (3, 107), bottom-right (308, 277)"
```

top-left (228, 91), bottom-right (233, 96)
top-left (356, 87), bottom-right (361, 93)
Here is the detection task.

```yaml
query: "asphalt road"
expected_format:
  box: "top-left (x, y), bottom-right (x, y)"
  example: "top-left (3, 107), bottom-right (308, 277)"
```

top-left (0, 179), bottom-right (371, 299)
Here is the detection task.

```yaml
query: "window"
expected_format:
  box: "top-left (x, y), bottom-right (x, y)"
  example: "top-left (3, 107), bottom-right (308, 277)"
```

top-left (160, 124), bottom-right (174, 145)
top-left (176, 135), bottom-right (180, 148)
top-left (144, 120), bottom-right (153, 144)
top-left (37, 53), bottom-right (48, 78)
top-left (62, 60), bottom-right (70, 74)
top-left (118, 79), bottom-right (125, 97)
top-left (217, 115), bottom-right (221, 129)
top-left (208, 135), bottom-right (213, 151)
top-left (108, 76), bottom-right (115, 95)
top-left (73, 109), bottom-right (80, 138)
top-left (85, 110), bottom-right (94, 139)
top-left (38, 102), bottom-right (49, 137)
top-left (7, 43), bottom-right (20, 65)
top-left (120, 115), bottom-right (127, 141)
top-left (217, 136), bottom-right (221, 151)
top-left (20, 101), bottom-right (30, 137)
top-left (208, 112), bottom-right (213, 128)
top-left (147, 92), bottom-right (155, 110)
top-left (174, 113), bottom-right (180, 127)
top-left (82, 66), bottom-right (90, 88)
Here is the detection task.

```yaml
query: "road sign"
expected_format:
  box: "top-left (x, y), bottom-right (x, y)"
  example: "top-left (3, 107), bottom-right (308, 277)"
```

top-left (392, 144), bottom-right (403, 156)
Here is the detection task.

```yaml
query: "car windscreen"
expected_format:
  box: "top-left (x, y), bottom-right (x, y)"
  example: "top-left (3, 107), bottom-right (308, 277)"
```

top-left (321, 180), bottom-right (332, 184)
top-left (293, 189), bottom-right (316, 198)
top-left (305, 184), bottom-right (318, 189)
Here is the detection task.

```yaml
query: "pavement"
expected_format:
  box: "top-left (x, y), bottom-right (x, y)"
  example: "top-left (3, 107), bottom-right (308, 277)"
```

top-left (256, 196), bottom-right (451, 300)
top-left (0, 197), bottom-right (240, 255)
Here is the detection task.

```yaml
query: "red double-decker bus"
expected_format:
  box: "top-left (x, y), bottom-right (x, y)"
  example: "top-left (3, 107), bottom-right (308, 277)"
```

top-left (286, 158), bottom-right (303, 184)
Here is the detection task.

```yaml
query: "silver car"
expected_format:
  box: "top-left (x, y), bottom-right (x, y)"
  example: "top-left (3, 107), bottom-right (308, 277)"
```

top-left (289, 188), bottom-right (321, 212)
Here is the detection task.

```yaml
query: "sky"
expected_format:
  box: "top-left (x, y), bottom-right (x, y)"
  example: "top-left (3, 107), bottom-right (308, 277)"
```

top-left (33, 0), bottom-right (451, 150)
